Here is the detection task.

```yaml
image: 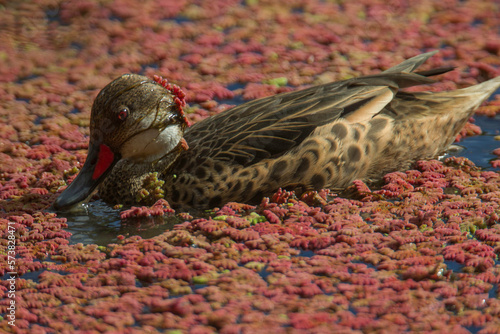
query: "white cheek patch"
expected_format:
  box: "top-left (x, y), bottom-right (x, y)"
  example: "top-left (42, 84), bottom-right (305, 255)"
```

top-left (120, 125), bottom-right (182, 162)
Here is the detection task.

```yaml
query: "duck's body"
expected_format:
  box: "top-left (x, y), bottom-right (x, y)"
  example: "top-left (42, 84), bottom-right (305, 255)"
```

top-left (54, 51), bottom-right (500, 210)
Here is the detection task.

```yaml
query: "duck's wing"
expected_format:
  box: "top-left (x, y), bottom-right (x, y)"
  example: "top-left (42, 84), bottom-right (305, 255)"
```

top-left (184, 52), bottom-right (448, 166)
top-left (382, 51), bottom-right (439, 74)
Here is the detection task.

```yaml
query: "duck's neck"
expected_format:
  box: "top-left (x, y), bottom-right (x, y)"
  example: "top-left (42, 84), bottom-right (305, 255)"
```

top-left (97, 147), bottom-right (183, 206)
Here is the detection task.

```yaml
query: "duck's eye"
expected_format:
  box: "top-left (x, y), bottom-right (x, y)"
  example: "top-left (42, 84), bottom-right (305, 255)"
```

top-left (117, 108), bottom-right (129, 121)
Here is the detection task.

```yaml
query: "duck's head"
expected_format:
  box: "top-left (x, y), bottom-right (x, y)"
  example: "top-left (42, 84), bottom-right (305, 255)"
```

top-left (53, 74), bottom-right (189, 211)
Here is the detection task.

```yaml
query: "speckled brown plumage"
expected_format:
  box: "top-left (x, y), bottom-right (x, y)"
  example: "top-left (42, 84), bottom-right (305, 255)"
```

top-left (54, 51), bottom-right (500, 211)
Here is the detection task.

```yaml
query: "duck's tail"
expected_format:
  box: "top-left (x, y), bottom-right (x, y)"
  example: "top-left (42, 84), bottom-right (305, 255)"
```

top-left (384, 50), bottom-right (500, 108)
top-left (457, 76), bottom-right (500, 104)
top-left (432, 76), bottom-right (500, 113)
top-left (389, 75), bottom-right (500, 159)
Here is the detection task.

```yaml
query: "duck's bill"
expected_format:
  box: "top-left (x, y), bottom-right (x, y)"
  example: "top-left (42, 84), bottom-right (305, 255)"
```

top-left (52, 142), bottom-right (120, 211)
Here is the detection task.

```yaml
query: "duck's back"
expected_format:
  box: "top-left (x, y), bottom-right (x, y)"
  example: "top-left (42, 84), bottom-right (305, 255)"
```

top-left (163, 52), bottom-right (500, 208)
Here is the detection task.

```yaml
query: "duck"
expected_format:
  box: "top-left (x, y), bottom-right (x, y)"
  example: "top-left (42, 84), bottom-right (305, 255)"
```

top-left (53, 51), bottom-right (500, 210)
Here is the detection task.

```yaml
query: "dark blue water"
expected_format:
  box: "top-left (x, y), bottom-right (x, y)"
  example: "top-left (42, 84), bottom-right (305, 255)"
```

top-left (451, 114), bottom-right (500, 170)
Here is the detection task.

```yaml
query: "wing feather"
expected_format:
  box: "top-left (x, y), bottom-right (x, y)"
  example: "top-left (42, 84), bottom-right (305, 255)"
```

top-left (184, 52), bottom-right (450, 166)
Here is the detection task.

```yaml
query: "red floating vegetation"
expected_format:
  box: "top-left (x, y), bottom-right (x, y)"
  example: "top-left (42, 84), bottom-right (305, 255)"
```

top-left (120, 199), bottom-right (175, 219)
top-left (153, 75), bottom-right (190, 127)
top-left (491, 159), bottom-right (500, 168)
top-left (1, 0), bottom-right (500, 332)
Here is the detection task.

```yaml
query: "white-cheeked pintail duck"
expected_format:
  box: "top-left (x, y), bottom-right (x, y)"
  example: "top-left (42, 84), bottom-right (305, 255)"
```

top-left (53, 51), bottom-right (500, 210)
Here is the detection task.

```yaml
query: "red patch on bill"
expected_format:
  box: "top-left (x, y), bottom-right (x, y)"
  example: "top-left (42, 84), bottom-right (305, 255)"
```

top-left (92, 144), bottom-right (115, 180)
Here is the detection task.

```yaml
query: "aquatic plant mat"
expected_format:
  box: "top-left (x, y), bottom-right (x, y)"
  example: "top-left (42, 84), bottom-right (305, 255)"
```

top-left (2, 0), bottom-right (500, 332)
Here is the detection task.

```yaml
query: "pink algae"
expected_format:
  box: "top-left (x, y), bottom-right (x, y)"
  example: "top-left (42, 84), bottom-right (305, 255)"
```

top-left (120, 199), bottom-right (175, 219)
top-left (1, 0), bottom-right (500, 333)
